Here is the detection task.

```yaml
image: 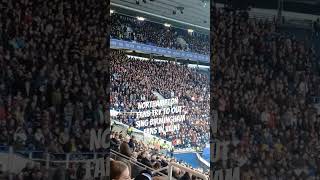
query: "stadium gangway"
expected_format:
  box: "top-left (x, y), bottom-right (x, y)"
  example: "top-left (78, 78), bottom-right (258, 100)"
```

top-left (110, 149), bottom-right (208, 180)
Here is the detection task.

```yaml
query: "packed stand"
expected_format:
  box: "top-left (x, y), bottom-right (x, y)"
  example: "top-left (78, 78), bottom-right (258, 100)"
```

top-left (110, 13), bottom-right (210, 55)
top-left (110, 130), bottom-right (209, 180)
top-left (0, 0), bottom-right (108, 156)
top-left (110, 50), bottom-right (210, 149)
top-left (212, 7), bottom-right (320, 179)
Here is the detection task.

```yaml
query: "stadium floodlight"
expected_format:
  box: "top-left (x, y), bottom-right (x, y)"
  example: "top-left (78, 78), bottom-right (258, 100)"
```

top-left (187, 29), bottom-right (194, 33)
top-left (164, 23), bottom-right (171, 27)
top-left (110, 10), bottom-right (114, 14)
top-left (137, 16), bottom-right (145, 21)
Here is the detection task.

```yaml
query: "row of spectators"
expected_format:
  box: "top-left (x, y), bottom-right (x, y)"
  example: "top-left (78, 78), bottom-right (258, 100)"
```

top-left (110, 130), bottom-right (209, 180)
top-left (7, 161), bottom-right (101, 180)
top-left (110, 50), bottom-right (210, 149)
top-left (0, 0), bottom-right (108, 154)
top-left (212, 7), bottom-right (320, 179)
top-left (110, 13), bottom-right (210, 55)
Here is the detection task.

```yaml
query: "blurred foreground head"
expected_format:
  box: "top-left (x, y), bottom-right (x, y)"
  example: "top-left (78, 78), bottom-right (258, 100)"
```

top-left (111, 160), bottom-right (131, 180)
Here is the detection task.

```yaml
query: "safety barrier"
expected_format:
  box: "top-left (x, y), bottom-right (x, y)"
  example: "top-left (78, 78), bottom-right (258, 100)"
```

top-left (110, 149), bottom-right (208, 180)
top-left (0, 146), bottom-right (108, 180)
top-left (110, 149), bottom-right (168, 178)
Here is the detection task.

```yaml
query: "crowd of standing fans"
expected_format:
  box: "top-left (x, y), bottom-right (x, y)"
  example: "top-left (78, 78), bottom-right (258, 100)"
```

top-left (110, 13), bottom-right (210, 55)
top-left (212, 7), bottom-right (320, 179)
top-left (110, 50), bottom-right (210, 149)
top-left (0, 0), bottom-right (108, 178)
top-left (0, 0), bottom-right (108, 153)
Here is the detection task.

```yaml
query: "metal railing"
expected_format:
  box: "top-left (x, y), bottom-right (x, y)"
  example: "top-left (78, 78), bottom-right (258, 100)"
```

top-left (110, 149), bottom-right (168, 178)
top-left (0, 146), bottom-right (109, 180)
top-left (168, 162), bottom-right (208, 180)
top-left (110, 149), bottom-right (208, 180)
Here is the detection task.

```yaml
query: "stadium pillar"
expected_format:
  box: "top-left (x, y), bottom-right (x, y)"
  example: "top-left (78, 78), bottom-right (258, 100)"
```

top-left (46, 153), bottom-right (50, 169)
top-left (277, 0), bottom-right (284, 24)
top-left (168, 164), bottom-right (173, 180)
top-left (8, 146), bottom-right (13, 180)
top-left (66, 154), bottom-right (70, 168)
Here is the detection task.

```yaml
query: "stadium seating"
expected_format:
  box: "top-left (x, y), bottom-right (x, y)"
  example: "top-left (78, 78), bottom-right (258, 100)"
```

top-left (110, 13), bottom-right (210, 55)
top-left (212, 6), bottom-right (320, 179)
top-left (110, 50), bottom-right (210, 179)
top-left (0, 0), bottom-right (108, 179)
top-left (110, 51), bottom-right (210, 150)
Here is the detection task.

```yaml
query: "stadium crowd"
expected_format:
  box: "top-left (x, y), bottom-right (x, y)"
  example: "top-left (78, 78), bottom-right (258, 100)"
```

top-left (212, 7), bottom-right (320, 179)
top-left (0, 0), bottom-right (108, 178)
top-left (110, 13), bottom-right (210, 55)
top-left (110, 50), bottom-right (210, 150)
top-left (0, 0), bottom-right (108, 153)
top-left (110, 130), bottom-right (209, 179)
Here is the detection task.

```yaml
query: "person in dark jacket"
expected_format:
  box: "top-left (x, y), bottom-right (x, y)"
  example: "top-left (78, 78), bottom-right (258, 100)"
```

top-left (20, 162), bottom-right (33, 180)
top-left (120, 136), bottom-right (132, 157)
top-left (139, 151), bottom-right (153, 168)
top-left (179, 172), bottom-right (192, 180)
top-left (128, 135), bottom-right (136, 151)
top-left (111, 132), bottom-right (121, 151)
top-left (134, 170), bottom-right (152, 180)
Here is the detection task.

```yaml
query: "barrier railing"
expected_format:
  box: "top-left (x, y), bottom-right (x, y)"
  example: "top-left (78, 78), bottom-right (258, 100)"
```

top-left (110, 149), bottom-right (208, 180)
top-left (249, 10), bottom-right (276, 22)
top-left (310, 96), bottom-right (320, 104)
top-left (0, 146), bottom-right (108, 180)
top-left (168, 162), bottom-right (208, 180)
top-left (110, 149), bottom-right (168, 178)
top-left (0, 146), bottom-right (208, 179)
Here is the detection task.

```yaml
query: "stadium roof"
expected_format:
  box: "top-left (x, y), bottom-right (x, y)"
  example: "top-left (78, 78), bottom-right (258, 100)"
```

top-left (111, 0), bottom-right (210, 33)
top-left (214, 0), bottom-right (320, 16)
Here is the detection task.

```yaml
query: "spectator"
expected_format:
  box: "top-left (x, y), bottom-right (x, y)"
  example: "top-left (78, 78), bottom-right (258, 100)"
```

top-left (19, 162), bottom-right (33, 180)
top-left (140, 151), bottom-right (153, 168)
top-left (128, 136), bottom-right (136, 151)
top-left (120, 136), bottom-right (132, 158)
top-left (111, 132), bottom-right (121, 151)
top-left (180, 172), bottom-right (192, 180)
top-left (134, 170), bottom-right (152, 180)
top-left (111, 160), bottom-right (131, 180)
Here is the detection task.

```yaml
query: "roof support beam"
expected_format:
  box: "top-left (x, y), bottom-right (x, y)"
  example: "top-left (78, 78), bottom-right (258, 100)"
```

top-left (111, 2), bottom-right (210, 31)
